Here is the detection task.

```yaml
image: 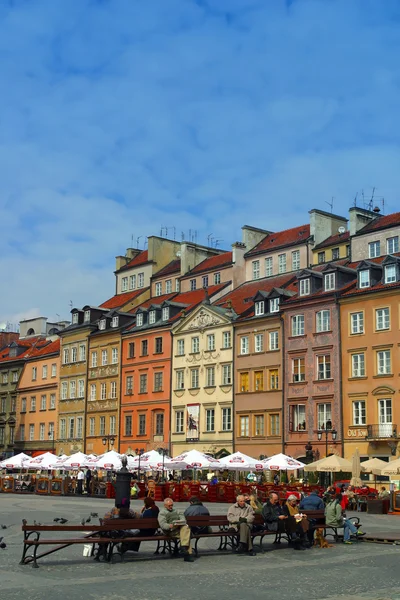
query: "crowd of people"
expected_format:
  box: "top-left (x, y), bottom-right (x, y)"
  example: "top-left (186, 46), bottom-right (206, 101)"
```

top-left (102, 485), bottom-right (366, 562)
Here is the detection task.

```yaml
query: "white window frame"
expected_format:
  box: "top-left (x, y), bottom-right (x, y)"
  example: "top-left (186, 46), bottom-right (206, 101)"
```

top-left (121, 277), bottom-right (128, 291)
top-left (299, 279), bottom-right (310, 296)
top-left (162, 307), bottom-right (169, 321)
top-left (278, 253), bottom-right (286, 274)
top-left (387, 236), bottom-right (399, 254)
top-left (269, 298), bottom-right (279, 313)
top-left (110, 381), bottom-right (117, 399)
top-left (292, 315), bottom-right (305, 337)
top-left (265, 257), bottom-right (273, 277)
top-left (223, 331), bottom-right (231, 348)
top-left (129, 274), bottom-right (136, 290)
top-left (177, 339), bottom-right (185, 356)
top-left (359, 270), bottom-right (370, 288)
top-left (316, 310), bottom-right (330, 333)
top-left (155, 282), bottom-right (162, 297)
top-left (353, 400), bottom-right (366, 426)
top-left (252, 260), bottom-right (260, 280)
top-left (324, 272), bottom-right (335, 291)
top-left (149, 310), bottom-right (156, 324)
top-left (84, 310), bottom-right (90, 322)
top-left (102, 349), bottom-right (108, 365)
top-left (78, 379), bottom-right (84, 398)
top-left (207, 334), bottom-right (215, 351)
top-left (375, 307), bottom-right (390, 331)
top-left (42, 365), bottom-right (48, 379)
top-left (190, 368), bottom-right (199, 389)
top-left (317, 354), bottom-right (331, 380)
top-left (368, 240), bottom-right (380, 258)
top-left (111, 316), bottom-right (119, 328)
top-left (317, 403), bottom-right (332, 430)
top-left (136, 313), bottom-right (143, 326)
top-left (254, 333), bottom-right (264, 353)
top-left (222, 407), bottom-right (232, 431)
top-left (240, 416), bottom-right (249, 437)
top-left (351, 353), bottom-right (365, 378)
top-left (350, 312), bottom-right (364, 334)
top-left (206, 408), bottom-right (215, 432)
top-left (222, 364), bottom-right (232, 385)
top-left (138, 273), bottom-right (144, 288)
top-left (206, 366), bottom-right (215, 387)
top-left (91, 351), bottom-right (98, 367)
top-left (190, 279), bottom-right (197, 291)
top-left (175, 411), bottom-right (184, 433)
top-left (377, 350), bottom-right (391, 375)
top-left (176, 370), bottom-right (184, 390)
top-left (214, 272), bottom-right (221, 284)
top-left (292, 250), bottom-right (300, 271)
top-left (99, 319), bottom-right (106, 331)
top-left (269, 331), bottom-right (279, 350)
top-left (384, 264), bottom-right (396, 284)
top-left (165, 279), bottom-right (172, 294)
top-left (90, 384), bottom-right (96, 401)
top-left (191, 337), bottom-right (200, 353)
top-left (255, 301), bottom-right (264, 316)
top-left (240, 336), bottom-right (249, 355)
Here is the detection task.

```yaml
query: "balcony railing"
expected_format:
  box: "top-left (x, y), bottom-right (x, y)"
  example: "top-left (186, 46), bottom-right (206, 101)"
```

top-left (366, 424), bottom-right (397, 440)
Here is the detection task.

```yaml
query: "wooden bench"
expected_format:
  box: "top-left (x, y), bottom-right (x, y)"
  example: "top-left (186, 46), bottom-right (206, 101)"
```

top-left (302, 510), bottom-right (361, 542)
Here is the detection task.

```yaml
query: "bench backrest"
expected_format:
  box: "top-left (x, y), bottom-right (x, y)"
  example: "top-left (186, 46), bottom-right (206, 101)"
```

top-left (302, 510), bottom-right (325, 524)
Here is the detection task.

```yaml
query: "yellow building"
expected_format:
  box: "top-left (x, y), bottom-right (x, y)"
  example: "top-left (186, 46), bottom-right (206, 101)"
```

top-left (340, 255), bottom-right (400, 462)
top-left (171, 302), bottom-right (235, 456)
top-left (312, 231), bottom-right (350, 265)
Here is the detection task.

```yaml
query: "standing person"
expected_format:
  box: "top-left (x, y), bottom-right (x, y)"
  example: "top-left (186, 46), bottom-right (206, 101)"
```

top-left (77, 468), bottom-right (84, 495)
top-left (274, 473), bottom-right (280, 486)
top-left (227, 494), bottom-right (255, 556)
top-left (325, 494), bottom-right (365, 544)
top-left (158, 498), bottom-right (194, 562)
top-left (85, 468), bottom-right (92, 495)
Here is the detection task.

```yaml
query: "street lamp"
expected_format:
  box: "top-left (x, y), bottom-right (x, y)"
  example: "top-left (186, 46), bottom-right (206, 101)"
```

top-left (102, 435), bottom-right (116, 451)
top-left (317, 427), bottom-right (337, 457)
top-left (157, 447), bottom-right (169, 481)
top-left (135, 447), bottom-right (145, 478)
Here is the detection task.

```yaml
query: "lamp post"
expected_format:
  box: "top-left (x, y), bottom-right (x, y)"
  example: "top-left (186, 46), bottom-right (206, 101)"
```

top-left (102, 435), bottom-right (116, 452)
top-left (135, 447), bottom-right (145, 479)
top-left (114, 455), bottom-right (132, 509)
top-left (317, 428), bottom-right (337, 457)
top-left (157, 447), bottom-right (168, 482)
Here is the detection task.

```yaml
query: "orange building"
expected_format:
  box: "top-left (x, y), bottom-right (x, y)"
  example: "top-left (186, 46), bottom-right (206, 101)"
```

top-left (14, 339), bottom-right (60, 455)
top-left (340, 254), bottom-right (400, 462)
top-left (120, 285), bottom-right (229, 454)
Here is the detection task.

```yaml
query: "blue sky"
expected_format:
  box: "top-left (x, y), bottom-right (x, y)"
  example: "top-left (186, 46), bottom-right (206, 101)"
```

top-left (1, 0), bottom-right (400, 324)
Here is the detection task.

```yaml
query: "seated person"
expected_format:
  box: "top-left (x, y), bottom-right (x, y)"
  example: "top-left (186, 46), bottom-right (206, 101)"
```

top-left (249, 493), bottom-right (263, 514)
top-left (325, 493), bottom-right (364, 544)
top-left (140, 497), bottom-right (160, 534)
top-left (283, 494), bottom-right (309, 550)
top-left (184, 496), bottom-right (210, 534)
top-left (299, 490), bottom-right (324, 511)
top-left (227, 494), bottom-right (255, 556)
top-left (158, 498), bottom-right (194, 562)
top-left (262, 492), bottom-right (288, 533)
top-left (378, 486), bottom-right (390, 499)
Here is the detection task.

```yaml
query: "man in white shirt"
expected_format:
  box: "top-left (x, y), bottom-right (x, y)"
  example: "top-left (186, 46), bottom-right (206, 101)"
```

top-left (77, 469), bottom-right (85, 494)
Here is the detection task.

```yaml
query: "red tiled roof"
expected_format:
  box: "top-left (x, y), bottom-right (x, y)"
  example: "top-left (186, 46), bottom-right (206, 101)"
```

top-left (0, 338), bottom-right (49, 363)
top-left (216, 274), bottom-right (296, 316)
top-left (153, 259), bottom-right (181, 278)
top-left (117, 250), bottom-right (149, 272)
top-left (100, 288), bottom-right (148, 309)
top-left (28, 339), bottom-right (60, 358)
top-left (169, 283), bottom-right (230, 307)
top-left (129, 292), bottom-right (178, 313)
top-left (184, 252), bottom-right (233, 277)
top-left (313, 231), bottom-right (350, 250)
top-left (356, 211), bottom-right (400, 235)
top-left (245, 225), bottom-right (311, 257)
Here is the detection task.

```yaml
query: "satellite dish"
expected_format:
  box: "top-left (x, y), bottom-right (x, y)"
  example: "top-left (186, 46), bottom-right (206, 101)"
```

top-left (0, 322), bottom-right (6, 331)
top-left (338, 226), bottom-right (346, 234)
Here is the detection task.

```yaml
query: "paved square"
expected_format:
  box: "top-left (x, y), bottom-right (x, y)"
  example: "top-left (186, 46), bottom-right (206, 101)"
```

top-left (1, 494), bottom-right (400, 600)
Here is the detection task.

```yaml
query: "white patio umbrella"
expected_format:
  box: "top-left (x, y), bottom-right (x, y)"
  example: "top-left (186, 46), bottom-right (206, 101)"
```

top-left (350, 448), bottom-right (363, 486)
top-left (24, 452), bottom-right (58, 469)
top-left (128, 450), bottom-right (171, 470)
top-left (0, 452), bottom-right (30, 468)
top-left (219, 451), bottom-right (264, 471)
top-left (262, 453), bottom-right (306, 471)
top-left (91, 450), bottom-right (123, 470)
top-left (163, 449), bottom-right (222, 470)
top-left (304, 454), bottom-right (352, 472)
top-left (60, 452), bottom-right (88, 469)
top-left (380, 457), bottom-right (400, 476)
top-left (360, 457), bottom-right (388, 475)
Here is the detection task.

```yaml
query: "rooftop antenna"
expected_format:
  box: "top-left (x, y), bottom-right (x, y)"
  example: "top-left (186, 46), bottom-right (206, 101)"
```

top-left (131, 233), bottom-right (134, 246)
top-left (215, 239), bottom-right (224, 248)
top-left (353, 192), bottom-right (358, 207)
top-left (69, 300), bottom-right (73, 310)
top-left (181, 231), bottom-right (185, 241)
top-left (194, 230), bottom-right (198, 244)
top-left (136, 236), bottom-right (142, 247)
top-left (207, 233), bottom-right (213, 246)
top-left (144, 237), bottom-right (148, 249)
top-left (325, 197), bottom-right (334, 213)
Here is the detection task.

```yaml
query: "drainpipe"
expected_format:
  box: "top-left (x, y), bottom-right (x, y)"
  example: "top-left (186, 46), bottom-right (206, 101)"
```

top-left (336, 294), bottom-right (345, 457)
top-left (168, 329), bottom-right (173, 457)
top-left (280, 313), bottom-right (286, 454)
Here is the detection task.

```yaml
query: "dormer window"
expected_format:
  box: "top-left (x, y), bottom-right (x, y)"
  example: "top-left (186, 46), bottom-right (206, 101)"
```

top-left (9, 347), bottom-right (17, 358)
top-left (324, 273), bottom-right (335, 291)
top-left (99, 319), bottom-right (106, 330)
top-left (385, 264), bottom-right (396, 284)
top-left (162, 307), bottom-right (169, 321)
top-left (149, 310), bottom-right (156, 324)
top-left (136, 313), bottom-right (143, 326)
top-left (84, 310), bottom-right (90, 322)
top-left (72, 313), bottom-right (79, 324)
top-left (111, 316), bottom-right (119, 328)
top-left (299, 279), bottom-right (310, 296)
top-left (269, 298), bottom-right (280, 313)
top-left (359, 270), bottom-right (370, 288)
top-left (255, 301), bottom-right (264, 316)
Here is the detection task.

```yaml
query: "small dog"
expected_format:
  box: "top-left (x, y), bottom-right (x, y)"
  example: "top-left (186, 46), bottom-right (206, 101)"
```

top-left (314, 528), bottom-right (334, 548)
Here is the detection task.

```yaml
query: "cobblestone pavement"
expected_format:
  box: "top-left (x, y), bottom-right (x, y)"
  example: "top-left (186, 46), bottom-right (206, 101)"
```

top-left (1, 495), bottom-right (400, 600)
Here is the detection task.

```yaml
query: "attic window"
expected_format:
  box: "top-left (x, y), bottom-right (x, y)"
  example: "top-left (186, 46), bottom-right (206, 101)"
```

top-left (255, 301), bottom-right (264, 316)
top-left (111, 316), bottom-right (119, 328)
top-left (84, 310), bottom-right (90, 322)
top-left (162, 307), bottom-right (170, 321)
top-left (72, 313), bottom-right (79, 324)
top-left (384, 265), bottom-right (396, 284)
top-left (324, 273), bottom-right (335, 292)
top-left (149, 310), bottom-right (156, 324)
top-left (136, 313), bottom-right (143, 326)
top-left (99, 319), bottom-right (106, 330)
top-left (359, 270), bottom-right (370, 289)
top-left (9, 348), bottom-right (17, 358)
top-left (299, 279), bottom-right (310, 296)
top-left (270, 298), bottom-right (280, 313)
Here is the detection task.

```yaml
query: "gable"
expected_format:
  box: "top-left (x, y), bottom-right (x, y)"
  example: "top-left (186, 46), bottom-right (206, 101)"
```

top-left (172, 305), bottom-right (231, 334)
